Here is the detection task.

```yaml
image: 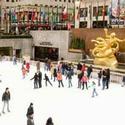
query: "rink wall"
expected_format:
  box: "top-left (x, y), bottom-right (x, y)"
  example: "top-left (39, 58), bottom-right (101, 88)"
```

top-left (1, 56), bottom-right (124, 84)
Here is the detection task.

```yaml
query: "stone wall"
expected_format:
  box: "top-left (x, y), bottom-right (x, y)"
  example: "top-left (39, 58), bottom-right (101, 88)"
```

top-left (0, 38), bottom-right (33, 57)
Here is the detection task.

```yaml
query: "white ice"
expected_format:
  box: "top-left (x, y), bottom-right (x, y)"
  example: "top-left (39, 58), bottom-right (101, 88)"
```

top-left (0, 61), bottom-right (125, 125)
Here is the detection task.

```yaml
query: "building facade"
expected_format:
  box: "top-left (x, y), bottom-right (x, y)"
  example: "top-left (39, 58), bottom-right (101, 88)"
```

top-left (0, 0), bottom-right (75, 33)
top-left (75, 0), bottom-right (125, 28)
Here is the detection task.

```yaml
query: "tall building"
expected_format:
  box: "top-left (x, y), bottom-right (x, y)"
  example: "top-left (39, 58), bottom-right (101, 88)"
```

top-left (0, 0), bottom-right (75, 33)
top-left (75, 0), bottom-right (125, 28)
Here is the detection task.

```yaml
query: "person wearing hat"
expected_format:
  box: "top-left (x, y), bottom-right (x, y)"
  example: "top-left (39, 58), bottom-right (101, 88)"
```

top-left (26, 103), bottom-right (34, 125)
top-left (2, 87), bottom-right (10, 114)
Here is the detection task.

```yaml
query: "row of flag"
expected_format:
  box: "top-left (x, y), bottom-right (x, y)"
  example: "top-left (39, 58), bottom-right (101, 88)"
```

top-left (1, 5), bottom-right (74, 23)
top-left (76, 0), bottom-right (125, 21)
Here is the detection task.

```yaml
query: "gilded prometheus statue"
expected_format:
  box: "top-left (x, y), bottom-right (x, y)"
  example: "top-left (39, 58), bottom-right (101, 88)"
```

top-left (91, 29), bottom-right (125, 68)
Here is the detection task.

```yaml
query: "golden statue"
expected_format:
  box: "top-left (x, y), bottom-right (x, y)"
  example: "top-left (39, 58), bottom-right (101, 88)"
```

top-left (92, 29), bottom-right (125, 68)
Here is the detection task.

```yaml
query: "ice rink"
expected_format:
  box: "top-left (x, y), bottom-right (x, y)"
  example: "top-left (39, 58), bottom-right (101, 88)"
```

top-left (0, 61), bottom-right (125, 125)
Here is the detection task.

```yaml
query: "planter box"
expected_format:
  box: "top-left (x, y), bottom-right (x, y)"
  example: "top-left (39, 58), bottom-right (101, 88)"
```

top-left (68, 48), bottom-right (82, 53)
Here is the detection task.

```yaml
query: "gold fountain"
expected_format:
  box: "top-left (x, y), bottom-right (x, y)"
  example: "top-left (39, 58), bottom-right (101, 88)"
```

top-left (91, 29), bottom-right (125, 68)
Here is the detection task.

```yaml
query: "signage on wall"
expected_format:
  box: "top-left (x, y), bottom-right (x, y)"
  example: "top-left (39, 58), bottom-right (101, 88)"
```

top-left (39, 42), bottom-right (53, 46)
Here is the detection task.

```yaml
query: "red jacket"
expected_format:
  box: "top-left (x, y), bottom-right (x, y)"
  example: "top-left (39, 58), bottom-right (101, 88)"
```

top-left (81, 76), bottom-right (88, 83)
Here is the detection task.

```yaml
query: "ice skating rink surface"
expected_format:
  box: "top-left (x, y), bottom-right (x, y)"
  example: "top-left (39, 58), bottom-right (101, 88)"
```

top-left (0, 61), bottom-right (125, 125)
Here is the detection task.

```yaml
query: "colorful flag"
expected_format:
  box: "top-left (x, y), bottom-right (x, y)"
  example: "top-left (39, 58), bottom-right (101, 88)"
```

top-left (95, 1), bottom-right (99, 21)
top-left (108, 0), bottom-right (112, 18)
top-left (62, 4), bottom-right (68, 20)
top-left (102, 1), bottom-right (106, 21)
top-left (77, 0), bottom-right (82, 20)
top-left (31, 9), bottom-right (35, 21)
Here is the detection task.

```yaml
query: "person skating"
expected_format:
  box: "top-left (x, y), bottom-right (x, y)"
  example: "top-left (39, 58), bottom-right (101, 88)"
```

top-left (102, 69), bottom-right (107, 90)
top-left (91, 81), bottom-right (98, 97)
top-left (106, 68), bottom-right (110, 89)
top-left (81, 74), bottom-right (88, 90)
top-left (77, 71), bottom-right (83, 89)
top-left (2, 87), bottom-right (10, 114)
top-left (53, 68), bottom-right (57, 82)
top-left (44, 73), bottom-right (53, 87)
top-left (66, 70), bottom-right (73, 88)
top-left (38, 71), bottom-right (42, 88)
top-left (26, 103), bottom-right (34, 125)
top-left (26, 62), bottom-right (30, 73)
top-left (30, 73), bottom-right (38, 89)
top-left (121, 75), bottom-right (125, 87)
top-left (98, 70), bottom-right (102, 86)
top-left (57, 71), bottom-right (64, 88)
top-left (46, 117), bottom-right (54, 125)
top-left (87, 65), bottom-right (93, 79)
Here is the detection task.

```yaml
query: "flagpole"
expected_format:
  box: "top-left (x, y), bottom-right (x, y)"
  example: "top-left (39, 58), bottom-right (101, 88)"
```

top-left (109, 0), bottom-right (112, 28)
top-left (103, 0), bottom-right (106, 28)
top-left (118, 0), bottom-right (120, 28)
top-left (89, 1), bottom-right (92, 28)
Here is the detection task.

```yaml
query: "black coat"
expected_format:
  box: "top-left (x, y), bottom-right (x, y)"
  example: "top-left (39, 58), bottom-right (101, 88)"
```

top-left (2, 92), bottom-right (10, 101)
top-left (38, 71), bottom-right (42, 80)
top-left (53, 68), bottom-right (57, 77)
top-left (26, 106), bottom-right (34, 117)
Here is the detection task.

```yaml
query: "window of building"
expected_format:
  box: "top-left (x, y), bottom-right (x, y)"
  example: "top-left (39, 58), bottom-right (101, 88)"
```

top-left (80, 8), bottom-right (88, 17)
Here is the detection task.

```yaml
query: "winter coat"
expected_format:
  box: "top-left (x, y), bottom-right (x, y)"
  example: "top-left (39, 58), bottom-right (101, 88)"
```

top-left (38, 71), bottom-right (42, 80)
top-left (44, 74), bottom-right (49, 81)
top-left (31, 73), bottom-right (38, 81)
top-left (53, 68), bottom-right (57, 77)
top-left (66, 71), bottom-right (72, 79)
top-left (26, 106), bottom-right (34, 117)
top-left (57, 72), bottom-right (62, 81)
top-left (26, 63), bottom-right (30, 70)
top-left (81, 76), bottom-right (88, 83)
top-left (2, 92), bottom-right (10, 101)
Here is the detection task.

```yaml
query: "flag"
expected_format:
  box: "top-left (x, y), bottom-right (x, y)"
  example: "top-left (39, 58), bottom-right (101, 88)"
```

top-left (95, 1), bottom-right (99, 21)
top-left (4, 9), bottom-right (7, 20)
top-left (108, 0), bottom-right (112, 18)
top-left (77, 0), bottom-right (82, 20)
top-left (102, 1), bottom-right (106, 21)
top-left (56, 5), bottom-right (59, 23)
top-left (31, 9), bottom-right (35, 21)
top-left (12, 8), bottom-right (16, 22)
top-left (89, 3), bottom-right (92, 20)
top-left (117, 0), bottom-right (120, 18)
top-left (62, 4), bottom-right (68, 20)
top-left (40, 6), bottom-right (45, 23)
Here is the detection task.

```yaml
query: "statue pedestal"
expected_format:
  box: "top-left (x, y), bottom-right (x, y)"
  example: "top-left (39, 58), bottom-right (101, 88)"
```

top-left (94, 55), bottom-right (118, 68)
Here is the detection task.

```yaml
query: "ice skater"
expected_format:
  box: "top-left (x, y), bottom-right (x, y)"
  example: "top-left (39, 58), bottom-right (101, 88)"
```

top-left (91, 81), bottom-right (98, 97)
top-left (121, 75), bottom-right (125, 87)
top-left (57, 71), bottom-right (64, 88)
top-left (66, 70), bottom-right (73, 88)
top-left (26, 103), bottom-right (34, 125)
top-left (30, 73), bottom-right (38, 89)
top-left (44, 73), bottom-right (53, 87)
top-left (46, 117), bottom-right (54, 125)
top-left (2, 87), bottom-right (10, 114)
top-left (38, 70), bottom-right (42, 88)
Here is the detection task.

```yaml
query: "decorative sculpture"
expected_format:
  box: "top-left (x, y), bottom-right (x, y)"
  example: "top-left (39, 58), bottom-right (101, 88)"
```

top-left (92, 29), bottom-right (125, 68)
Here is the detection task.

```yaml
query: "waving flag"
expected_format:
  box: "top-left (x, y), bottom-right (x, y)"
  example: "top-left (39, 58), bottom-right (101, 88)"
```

top-left (62, 4), bottom-right (68, 20)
